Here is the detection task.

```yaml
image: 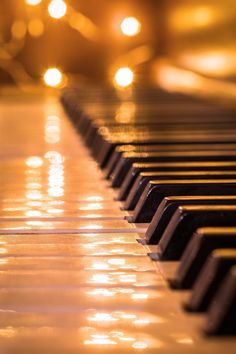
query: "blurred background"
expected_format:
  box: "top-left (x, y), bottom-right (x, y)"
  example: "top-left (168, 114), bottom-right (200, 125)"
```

top-left (1, 0), bottom-right (236, 92)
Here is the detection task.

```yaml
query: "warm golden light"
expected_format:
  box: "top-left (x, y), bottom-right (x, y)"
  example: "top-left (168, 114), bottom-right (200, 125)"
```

top-left (48, 0), bottom-right (67, 19)
top-left (121, 17), bottom-right (141, 36)
top-left (26, 190), bottom-right (43, 200)
top-left (114, 67), bottom-right (134, 88)
top-left (28, 19), bottom-right (44, 37)
top-left (25, 0), bottom-right (42, 5)
top-left (25, 210), bottom-right (42, 217)
top-left (43, 68), bottom-right (63, 87)
top-left (11, 21), bottom-right (27, 39)
top-left (115, 102), bottom-right (136, 123)
top-left (132, 341), bottom-right (148, 349)
top-left (69, 12), bottom-right (99, 41)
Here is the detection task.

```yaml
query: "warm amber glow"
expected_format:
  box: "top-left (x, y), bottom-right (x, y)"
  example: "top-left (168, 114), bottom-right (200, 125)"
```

top-left (170, 5), bottom-right (218, 33)
top-left (25, 0), bottom-right (42, 5)
top-left (114, 67), bottom-right (134, 88)
top-left (48, 0), bottom-right (67, 19)
top-left (43, 68), bottom-right (63, 87)
top-left (115, 102), bottom-right (136, 123)
top-left (28, 19), bottom-right (44, 37)
top-left (157, 65), bottom-right (202, 92)
top-left (69, 12), bottom-right (99, 41)
top-left (11, 21), bottom-right (27, 39)
top-left (182, 52), bottom-right (236, 77)
top-left (121, 17), bottom-right (141, 36)
top-left (132, 341), bottom-right (148, 349)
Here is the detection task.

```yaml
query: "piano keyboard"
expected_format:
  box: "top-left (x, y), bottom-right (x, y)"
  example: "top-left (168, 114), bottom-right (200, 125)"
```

top-left (0, 88), bottom-right (235, 353)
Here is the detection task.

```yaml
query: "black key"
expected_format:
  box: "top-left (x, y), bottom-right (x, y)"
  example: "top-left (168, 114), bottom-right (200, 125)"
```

top-left (95, 131), bottom-right (236, 168)
top-left (105, 143), bottom-right (236, 179)
top-left (158, 205), bottom-right (236, 260)
top-left (95, 134), bottom-right (161, 168)
top-left (204, 265), bottom-right (236, 335)
top-left (125, 171), bottom-right (236, 211)
top-left (120, 162), bottom-right (236, 205)
top-left (111, 150), bottom-right (236, 188)
top-left (132, 179), bottom-right (236, 223)
top-left (171, 227), bottom-right (236, 289)
top-left (185, 248), bottom-right (236, 311)
top-left (146, 196), bottom-right (236, 244)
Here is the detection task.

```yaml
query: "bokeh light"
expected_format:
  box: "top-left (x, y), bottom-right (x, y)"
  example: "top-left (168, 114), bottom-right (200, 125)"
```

top-left (11, 21), bottom-right (27, 39)
top-left (28, 18), bottom-right (44, 37)
top-left (48, 0), bottom-right (67, 19)
top-left (120, 17), bottom-right (141, 36)
top-left (43, 68), bottom-right (63, 87)
top-left (25, 0), bottom-right (42, 5)
top-left (114, 67), bottom-right (134, 88)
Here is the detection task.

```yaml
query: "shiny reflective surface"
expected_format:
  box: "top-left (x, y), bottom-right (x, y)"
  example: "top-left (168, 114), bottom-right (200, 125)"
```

top-left (0, 92), bottom-right (235, 353)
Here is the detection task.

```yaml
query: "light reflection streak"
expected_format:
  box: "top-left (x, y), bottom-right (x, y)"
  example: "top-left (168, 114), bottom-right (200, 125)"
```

top-left (25, 156), bottom-right (43, 168)
top-left (131, 293), bottom-right (149, 300)
top-left (108, 258), bottom-right (125, 266)
top-left (44, 115), bottom-right (61, 144)
top-left (0, 259), bottom-right (9, 265)
top-left (88, 313), bottom-right (119, 323)
top-left (132, 341), bottom-right (148, 349)
top-left (46, 208), bottom-right (64, 214)
top-left (44, 147), bottom-right (65, 199)
top-left (80, 224), bottom-right (103, 230)
top-left (88, 274), bottom-right (115, 285)
top-left (79, 203), bottom-right (103, 210)
top-left (87, 311), bottom-right (155, 330)
top-left (83, 330), bottom-right (156, 349)
top-left (86, 196), bottom-right (104, 202)
top-left (0, 327), bottom-right (17, 338)
top-left (84, 338), bottom-right (117, 346)
top-left (26, 201), bottom-right (43, 207)
top-left (86, 289), bottom-right (116, 297)
top-left (87, 262), bottom-right (110, 270)
top-left (47, 187), bottom-right (64, 197)
top-left (25, 182), bottom-right (42, 189)
top-left (44, 151), bottom-right (64, 164)
top-left (25, 210), bottom-right (42, 217)
top-left (26, 190), bottom-right (43, 200)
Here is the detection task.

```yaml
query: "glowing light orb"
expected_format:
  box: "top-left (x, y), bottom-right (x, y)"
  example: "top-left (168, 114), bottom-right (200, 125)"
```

top-left (25, 0), bottom-right (42, 5)
top-left (11, 21), bottom-right (27, 39)
top-left (48, 0), bottom-right (67, 19)
top-left (43, 68), bottom-right (63, 87)
top-left (114, 67), bottom-right (134, 88)
top-left (121, 17), bottom-right (141, 36)
top-left (28, 19), bottom-right (44, 37)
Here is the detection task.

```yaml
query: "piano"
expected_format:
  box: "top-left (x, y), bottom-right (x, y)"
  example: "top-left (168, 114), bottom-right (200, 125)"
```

top-left (0, 0), bottom-right (236, 352)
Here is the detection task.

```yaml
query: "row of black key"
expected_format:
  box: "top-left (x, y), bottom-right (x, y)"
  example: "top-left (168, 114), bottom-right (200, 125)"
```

top-left (61, 87), bottom-right (236, 335)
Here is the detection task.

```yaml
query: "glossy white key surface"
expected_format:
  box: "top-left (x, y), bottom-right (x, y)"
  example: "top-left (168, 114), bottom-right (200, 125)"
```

top-left (0, 93), bottom-right (235, 353)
